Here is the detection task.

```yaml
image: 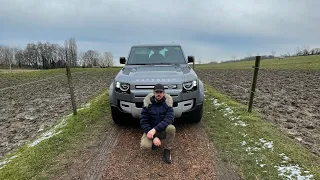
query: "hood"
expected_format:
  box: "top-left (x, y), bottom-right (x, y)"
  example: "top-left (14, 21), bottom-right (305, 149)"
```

top-left (115, 64), bottom-right (197, 83)
top-left (143, 93), bottom-right (173, 107)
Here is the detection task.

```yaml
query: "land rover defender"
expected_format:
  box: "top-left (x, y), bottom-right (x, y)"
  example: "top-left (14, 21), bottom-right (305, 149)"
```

top-left (109, 44), bottom-right (204, 124)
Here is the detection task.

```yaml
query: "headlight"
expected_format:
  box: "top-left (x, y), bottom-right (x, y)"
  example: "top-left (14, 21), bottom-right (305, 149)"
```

top-left (115, 82), bottom-right (130, 92)
top-left (183, 80), bottom-right (197, 91)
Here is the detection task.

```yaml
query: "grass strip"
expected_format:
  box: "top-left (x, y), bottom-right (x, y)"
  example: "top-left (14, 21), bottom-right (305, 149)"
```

top-left (203, 84), bottom-right (320, 179)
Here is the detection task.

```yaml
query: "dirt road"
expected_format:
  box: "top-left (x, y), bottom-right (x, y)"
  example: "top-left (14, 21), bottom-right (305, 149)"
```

top-left (56, 122), bottom-right (240, 180)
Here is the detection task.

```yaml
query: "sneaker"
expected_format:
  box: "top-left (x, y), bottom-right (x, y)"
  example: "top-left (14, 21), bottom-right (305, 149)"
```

top-left (163, 149), bottom-right (172, 164)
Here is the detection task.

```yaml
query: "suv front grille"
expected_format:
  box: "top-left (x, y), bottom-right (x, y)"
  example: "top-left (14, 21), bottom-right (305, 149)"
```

top-left (135, 85), bottom-right (177, 89)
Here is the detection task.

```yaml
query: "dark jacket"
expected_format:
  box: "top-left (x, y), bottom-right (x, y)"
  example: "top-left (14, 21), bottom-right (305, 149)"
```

top-left (140, 93), bottom-right (174, 133)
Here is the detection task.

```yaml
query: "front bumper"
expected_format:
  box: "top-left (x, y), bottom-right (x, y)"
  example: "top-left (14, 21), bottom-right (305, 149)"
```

top-left (111, 99), bottom-right (202, 119)
top-left (119, 99), bottom-right (195, 118)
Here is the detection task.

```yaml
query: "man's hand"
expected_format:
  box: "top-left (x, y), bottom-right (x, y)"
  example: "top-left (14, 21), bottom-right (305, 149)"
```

top-left (153, 137), bottom-right (161, 146)
top-left (147, 128), bottom-right (156, 139)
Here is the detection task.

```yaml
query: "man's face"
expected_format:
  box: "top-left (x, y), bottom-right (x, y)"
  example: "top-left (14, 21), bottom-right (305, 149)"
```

top-left (154, 90), bottom-right (164, 100)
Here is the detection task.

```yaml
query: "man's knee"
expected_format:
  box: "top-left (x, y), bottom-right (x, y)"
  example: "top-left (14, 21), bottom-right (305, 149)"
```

top-left (140, 142), bottom-right (152, 150)
top-left (165, 125), bottom-right (176, 134)
top-left (140, 133), bottom-right (153, 150)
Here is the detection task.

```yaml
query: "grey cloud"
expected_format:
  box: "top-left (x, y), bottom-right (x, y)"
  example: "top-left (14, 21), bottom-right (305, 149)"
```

top-left (0, 0), bottom-right (319, 62)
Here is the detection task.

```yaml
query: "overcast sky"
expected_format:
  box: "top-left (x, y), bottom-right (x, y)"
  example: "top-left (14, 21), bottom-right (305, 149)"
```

top-left (0, 0), bottom-right (319, 64)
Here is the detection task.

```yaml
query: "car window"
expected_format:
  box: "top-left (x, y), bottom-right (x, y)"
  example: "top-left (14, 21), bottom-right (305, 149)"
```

top-left (127, 46), bottom-right (185, 64)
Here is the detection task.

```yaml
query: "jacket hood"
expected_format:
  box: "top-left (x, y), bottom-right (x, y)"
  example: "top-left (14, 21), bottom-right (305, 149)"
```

top-left (143, 93), bottom-right (173, 107)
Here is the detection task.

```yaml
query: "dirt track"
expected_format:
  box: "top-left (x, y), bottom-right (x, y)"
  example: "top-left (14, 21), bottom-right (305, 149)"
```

top-left (197, 69), bottom-right (320, 156)
top-left (0, 71), bottom-right (117, 159)
top-left (56, 122), bottom-right (240, 180)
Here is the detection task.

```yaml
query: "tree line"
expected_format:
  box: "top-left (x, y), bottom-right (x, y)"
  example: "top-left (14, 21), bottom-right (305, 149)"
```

top-left (216, 45), bottom-right (320, 64)
top-left (0, 38), bottom-right (114, 69)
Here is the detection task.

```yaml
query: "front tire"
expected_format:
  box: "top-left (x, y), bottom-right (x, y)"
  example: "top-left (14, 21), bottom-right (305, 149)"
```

top-left (111, 105), bottom-right (126, 125)
top-left (187, 104), bottom-right (203, 123)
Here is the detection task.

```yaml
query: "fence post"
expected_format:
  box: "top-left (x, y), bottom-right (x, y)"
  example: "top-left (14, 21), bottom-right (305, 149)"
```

top-left (248, 56), bottom-right (261, 113)
top-left (66, 64), bottom-right (77, 115)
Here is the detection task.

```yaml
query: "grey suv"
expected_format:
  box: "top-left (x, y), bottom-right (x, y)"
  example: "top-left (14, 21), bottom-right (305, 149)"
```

top-left (109, 44), bottom-right (204, 125)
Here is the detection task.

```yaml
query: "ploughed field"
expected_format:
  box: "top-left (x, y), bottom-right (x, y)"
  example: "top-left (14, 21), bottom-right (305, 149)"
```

top-left (197, 69), bottom-right (320, 156)
top-left (0, 69), bottom-right (118, 159)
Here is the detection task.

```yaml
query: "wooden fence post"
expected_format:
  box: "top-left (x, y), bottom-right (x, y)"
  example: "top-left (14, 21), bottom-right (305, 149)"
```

top-left (66, 64), bottom-right (77, 115)
top-left (248, 56), bottom-right (261, 113)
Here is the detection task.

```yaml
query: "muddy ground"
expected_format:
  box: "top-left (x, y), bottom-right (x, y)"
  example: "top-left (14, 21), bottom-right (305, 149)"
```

top-left (0, 70), bottom-right (117, 159)
top-left (56, 122), bottom-right (240, 180)
top-left (197, 69), bottom-right (320, 156)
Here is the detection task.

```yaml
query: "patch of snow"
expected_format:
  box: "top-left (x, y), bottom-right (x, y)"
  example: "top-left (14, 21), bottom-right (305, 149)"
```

top-left (28, 130), bottom-right (62, 147)
top-left (259, 138), bottom-right (274, 151)
top-left (241, 133), bottom-right (248, 137)
top-left (238, 121), bottom-right (247, 127)
top-left (260, 164), bottom-right (266, 167)
top-left (245, 146), bottom-right (262, 154)
top-left (275, 165), bottom-right (314, 180)
top-left (28, 109), bottom-right (73, 147)
top-left (245, 147), bottom-right (252, 152)
top-left (0, 155), bottom-right (18, 169)
top-left (274, 153), bottom-right (314, 179)
top-left (233, 121), bottom-right (247, 127)
top-left (77, 103), bottom-right (91, 111)
top-left (259, 138), bottom-right (266, 143)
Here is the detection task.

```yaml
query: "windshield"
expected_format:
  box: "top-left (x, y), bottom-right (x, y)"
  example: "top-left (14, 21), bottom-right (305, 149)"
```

top-left (127, 46), bottom-right (186, 65)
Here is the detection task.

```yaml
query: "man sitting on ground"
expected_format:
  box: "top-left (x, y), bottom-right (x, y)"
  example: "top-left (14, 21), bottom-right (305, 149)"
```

top-left (140, 83), bottom-right (176, 164)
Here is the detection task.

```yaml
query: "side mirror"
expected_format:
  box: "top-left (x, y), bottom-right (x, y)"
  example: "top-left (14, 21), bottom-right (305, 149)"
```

top-left (120, 57), bottom-right (126, 64)
top-left (188, 56), bottom-right (194, 63)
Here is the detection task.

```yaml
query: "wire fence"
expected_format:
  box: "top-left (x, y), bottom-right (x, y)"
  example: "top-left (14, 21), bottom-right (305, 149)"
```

top-left (195, 58), bottom-right (320, 155)
top-left (0, 68), bottom-right (117, 160)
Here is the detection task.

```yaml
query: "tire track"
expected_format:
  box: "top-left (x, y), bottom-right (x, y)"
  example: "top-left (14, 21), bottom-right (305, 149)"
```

top-left (85, 126), bottom-right (123, 180)
top-left (56, 125), bottom-right (123, 180)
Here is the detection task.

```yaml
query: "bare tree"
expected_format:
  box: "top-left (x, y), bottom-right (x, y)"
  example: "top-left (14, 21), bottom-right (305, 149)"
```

top-left (271, 50), bottom-right (276, 56)
top-left (231, 54), bottom-right (236, 61)
top-left (103, 52), bottom-right (114, 67)
top-left (65, 38), bottom-right (78, 67)
top-left (0, 46), bottom-right (14, 69)
top-left (78, 51), bottom-right (85, 67)
top-left (310, 48), bottom-right (320, 55)
top-left (296, 47), bottom-right (301, 56)
top-left (302, 45), bottom-right (310, 55)
top-left (82, 50), bottom-right (100, 67)
top-left (15, 49), bottom-right (25, 67)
